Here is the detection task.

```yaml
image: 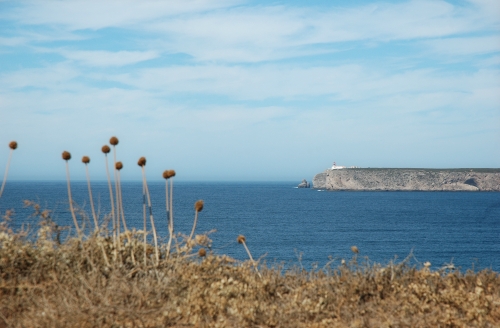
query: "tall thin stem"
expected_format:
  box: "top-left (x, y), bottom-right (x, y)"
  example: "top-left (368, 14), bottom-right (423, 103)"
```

top-left (86, 157), bottom-right (110, 266)
top-left (0, 149), bottom-right (13, 198)
top-left (84, 164), bottom-right (98, 232)
top-left (187, 199), bottom-right (203, 244)
top-left (189, 200), bottom-right (203, 242)
top-left (142, 167), bottom-right (159, 265)
top-left (166, 178), bottom-right (174, 258)
top-left (116, 167), bottom-right (133, 264)
top-left (165, 179), bottom-right (170, 230)
top-left (169, 178), bottom-right (174, 232)
top-left (242, 241), bottom-right (255, 262)
top-left (143, 183), bottom-right (147, 266)
top-left (104, 154), bottom-right (116, 249)
top-left (170, 178), bottom-right (180, 255)
top-left (112, 147), bottom-right (121, 237)
top-left (65, 162), bottom-right (80, 237)
top-left (116, 170), bottom-right (127, 231)
top-left (189, 211), bottom-right (199, 242)
top-left (240, 238), bottom-right (261, 279)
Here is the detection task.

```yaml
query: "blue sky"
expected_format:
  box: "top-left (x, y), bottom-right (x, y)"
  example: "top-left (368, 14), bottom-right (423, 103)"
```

top-left (0, 0), bottom-right (499, 181)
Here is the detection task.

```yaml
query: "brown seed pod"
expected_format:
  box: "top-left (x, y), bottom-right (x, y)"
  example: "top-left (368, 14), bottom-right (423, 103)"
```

top-left (101, 145), bottom-right (110, 154)
top-left (9, 141), bottom-right (17, 150)
top-left (198, 248), bottom-right (206, 257)
top-left (162, 169), bottom-right (176, 179)
top-left (82, 156), bottom-right (90, 164)
top-left (194, 200), bottom-right (204, 212)
top-left (237, 235), bottom-right (246, 244)
top-left (109, 136), bottom-right (119, 146)
top-left (351, 246), bottom-right (359, 254)
top-left (62, 151), bottom-right (71, 161)
top-left (115, 162), bottom-right (123, 170)
top-left (137, 157), bottom-right (146, 167)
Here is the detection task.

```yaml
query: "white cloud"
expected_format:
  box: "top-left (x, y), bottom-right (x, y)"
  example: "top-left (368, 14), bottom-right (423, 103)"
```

top-left (0, 36), bottom-right (27, 47)
top-left (98, 64), bottom-right (499, 107)
top-left (9, 0), bottom-right (242, 30)
top-left (5, 0), bottom-right (499, 63)
top-left (104, 64), bottom-right (364, 100)
top-left (0, 63), bottom-right (80, 90)
top-left (185, 105), bottom-right (290, 128)
top-left (466, 0), bottom-right (500, 24)
top-left (61, 50), bottom-right (159, 67)
top-left (2, 54), bottom-right (498, 112)
top-left (423, 36), bottom-right (500, 56)
top-left (147, 1), bottom-right (492, 62)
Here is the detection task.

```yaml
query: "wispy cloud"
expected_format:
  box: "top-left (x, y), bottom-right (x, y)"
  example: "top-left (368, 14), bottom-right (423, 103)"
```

top-left (60, 50), bottom-right (159, 67)
top-left (0, 63), bottom-right (79, 90)
top-left (422, 36), bottom-right (500, 56)
top-left (0, 36), bottom-right (27, 47)
top-left (8, 0), bottom-right (242, 30)
top-left (144, 0), bottom-right (498, 62)
top-left (0, 0), bottom-right (499, 180)
top-left (5, 0), bottom-right (499, 63)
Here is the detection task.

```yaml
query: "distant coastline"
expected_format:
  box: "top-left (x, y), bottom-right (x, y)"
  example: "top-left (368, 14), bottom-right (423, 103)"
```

top-left (313, 168), bottom-right (500, 191)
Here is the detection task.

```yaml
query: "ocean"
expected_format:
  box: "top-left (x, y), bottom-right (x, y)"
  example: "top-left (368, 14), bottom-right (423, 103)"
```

top-left (1, 181), bottom-right (499, 272)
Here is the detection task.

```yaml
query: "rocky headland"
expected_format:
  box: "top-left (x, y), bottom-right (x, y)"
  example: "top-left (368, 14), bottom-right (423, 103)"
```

top-left (312, 168), bottom-right (500, 191)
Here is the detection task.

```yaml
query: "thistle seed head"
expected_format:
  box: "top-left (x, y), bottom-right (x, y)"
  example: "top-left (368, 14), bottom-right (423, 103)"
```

top-left (82, 156), bottom-right (90, 164)
top-left (62, 151), bottom-right (71, 161)
top-left (237, 235), bottom-right (246, 244)
top-left (115, 162), bottom-right (123, 170)
top-left (109, 136), bottom-right (119, 146)
top-left (198, 248), bottom-right (206, 257)
top-left (162, 170), bottom-right (176, 179)
top-left (9, 141), bottom-right (17, 150)
top-left (101, 145), bottom-right (111, 154)
top-left (137, 157), bottom-right (146, 167)
top-left (194, 200), bottom-right (204, 212)
top-left (351, 246), bottom-right (359, 254)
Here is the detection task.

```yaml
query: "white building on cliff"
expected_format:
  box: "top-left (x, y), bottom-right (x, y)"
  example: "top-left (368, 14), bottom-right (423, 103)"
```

top-left (331, 162), bottom-right (346, 170)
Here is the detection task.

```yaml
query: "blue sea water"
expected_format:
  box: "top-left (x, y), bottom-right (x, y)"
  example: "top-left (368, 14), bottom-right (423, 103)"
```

top-left (1, 181), bottom-right (499, 272)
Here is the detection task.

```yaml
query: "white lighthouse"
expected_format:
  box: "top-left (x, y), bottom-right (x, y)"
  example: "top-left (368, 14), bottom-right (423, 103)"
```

top-left (331, 161), bottom-right (346, 170)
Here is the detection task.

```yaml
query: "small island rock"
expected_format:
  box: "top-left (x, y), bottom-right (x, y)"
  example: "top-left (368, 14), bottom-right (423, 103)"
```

top-left (297, 179), bottom-right (310, 188)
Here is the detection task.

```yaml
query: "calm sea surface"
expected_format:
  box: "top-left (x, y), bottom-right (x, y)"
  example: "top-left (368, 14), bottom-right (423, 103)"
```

top-left (1, 181), bottom-right (499, 272)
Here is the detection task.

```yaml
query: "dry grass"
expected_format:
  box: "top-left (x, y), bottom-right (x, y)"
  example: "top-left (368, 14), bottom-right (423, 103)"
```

top-left (0, 205), bottom-right (499, 328)
top-left (1, 138), bottom-right (499, 327)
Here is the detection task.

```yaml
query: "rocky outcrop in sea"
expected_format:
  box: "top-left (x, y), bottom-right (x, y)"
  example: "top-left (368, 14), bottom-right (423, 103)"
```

top-left (297, 179), bottom-right (310, 188)
top-left (312, 168), bottom-right (500, 191)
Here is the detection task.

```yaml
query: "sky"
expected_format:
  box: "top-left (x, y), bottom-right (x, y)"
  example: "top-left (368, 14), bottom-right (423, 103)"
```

top-left (0, 0), bottom-right (499, 181)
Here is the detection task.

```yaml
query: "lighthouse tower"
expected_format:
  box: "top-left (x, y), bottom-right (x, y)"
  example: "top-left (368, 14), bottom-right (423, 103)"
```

top-left (331, 161), bottom-right (346, 170)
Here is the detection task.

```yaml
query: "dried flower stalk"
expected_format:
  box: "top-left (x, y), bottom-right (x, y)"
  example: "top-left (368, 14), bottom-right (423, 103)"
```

top-left (0, 141), bottom-right (17, 198)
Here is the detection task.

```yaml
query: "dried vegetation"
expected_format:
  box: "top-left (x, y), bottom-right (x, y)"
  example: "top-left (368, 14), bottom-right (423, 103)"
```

top-left (1, 216), bottom-right (499, 327)
top-left (1, 139), bottom-right (499, 327)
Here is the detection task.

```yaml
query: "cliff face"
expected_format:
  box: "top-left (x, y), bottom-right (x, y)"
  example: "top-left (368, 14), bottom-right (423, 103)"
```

top-left (312, 169), bottom-right (500, 191)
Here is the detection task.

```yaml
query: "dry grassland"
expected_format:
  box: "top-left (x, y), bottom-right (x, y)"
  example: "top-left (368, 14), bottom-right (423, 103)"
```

top-left (0, 207), bottom-right (499, 328)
